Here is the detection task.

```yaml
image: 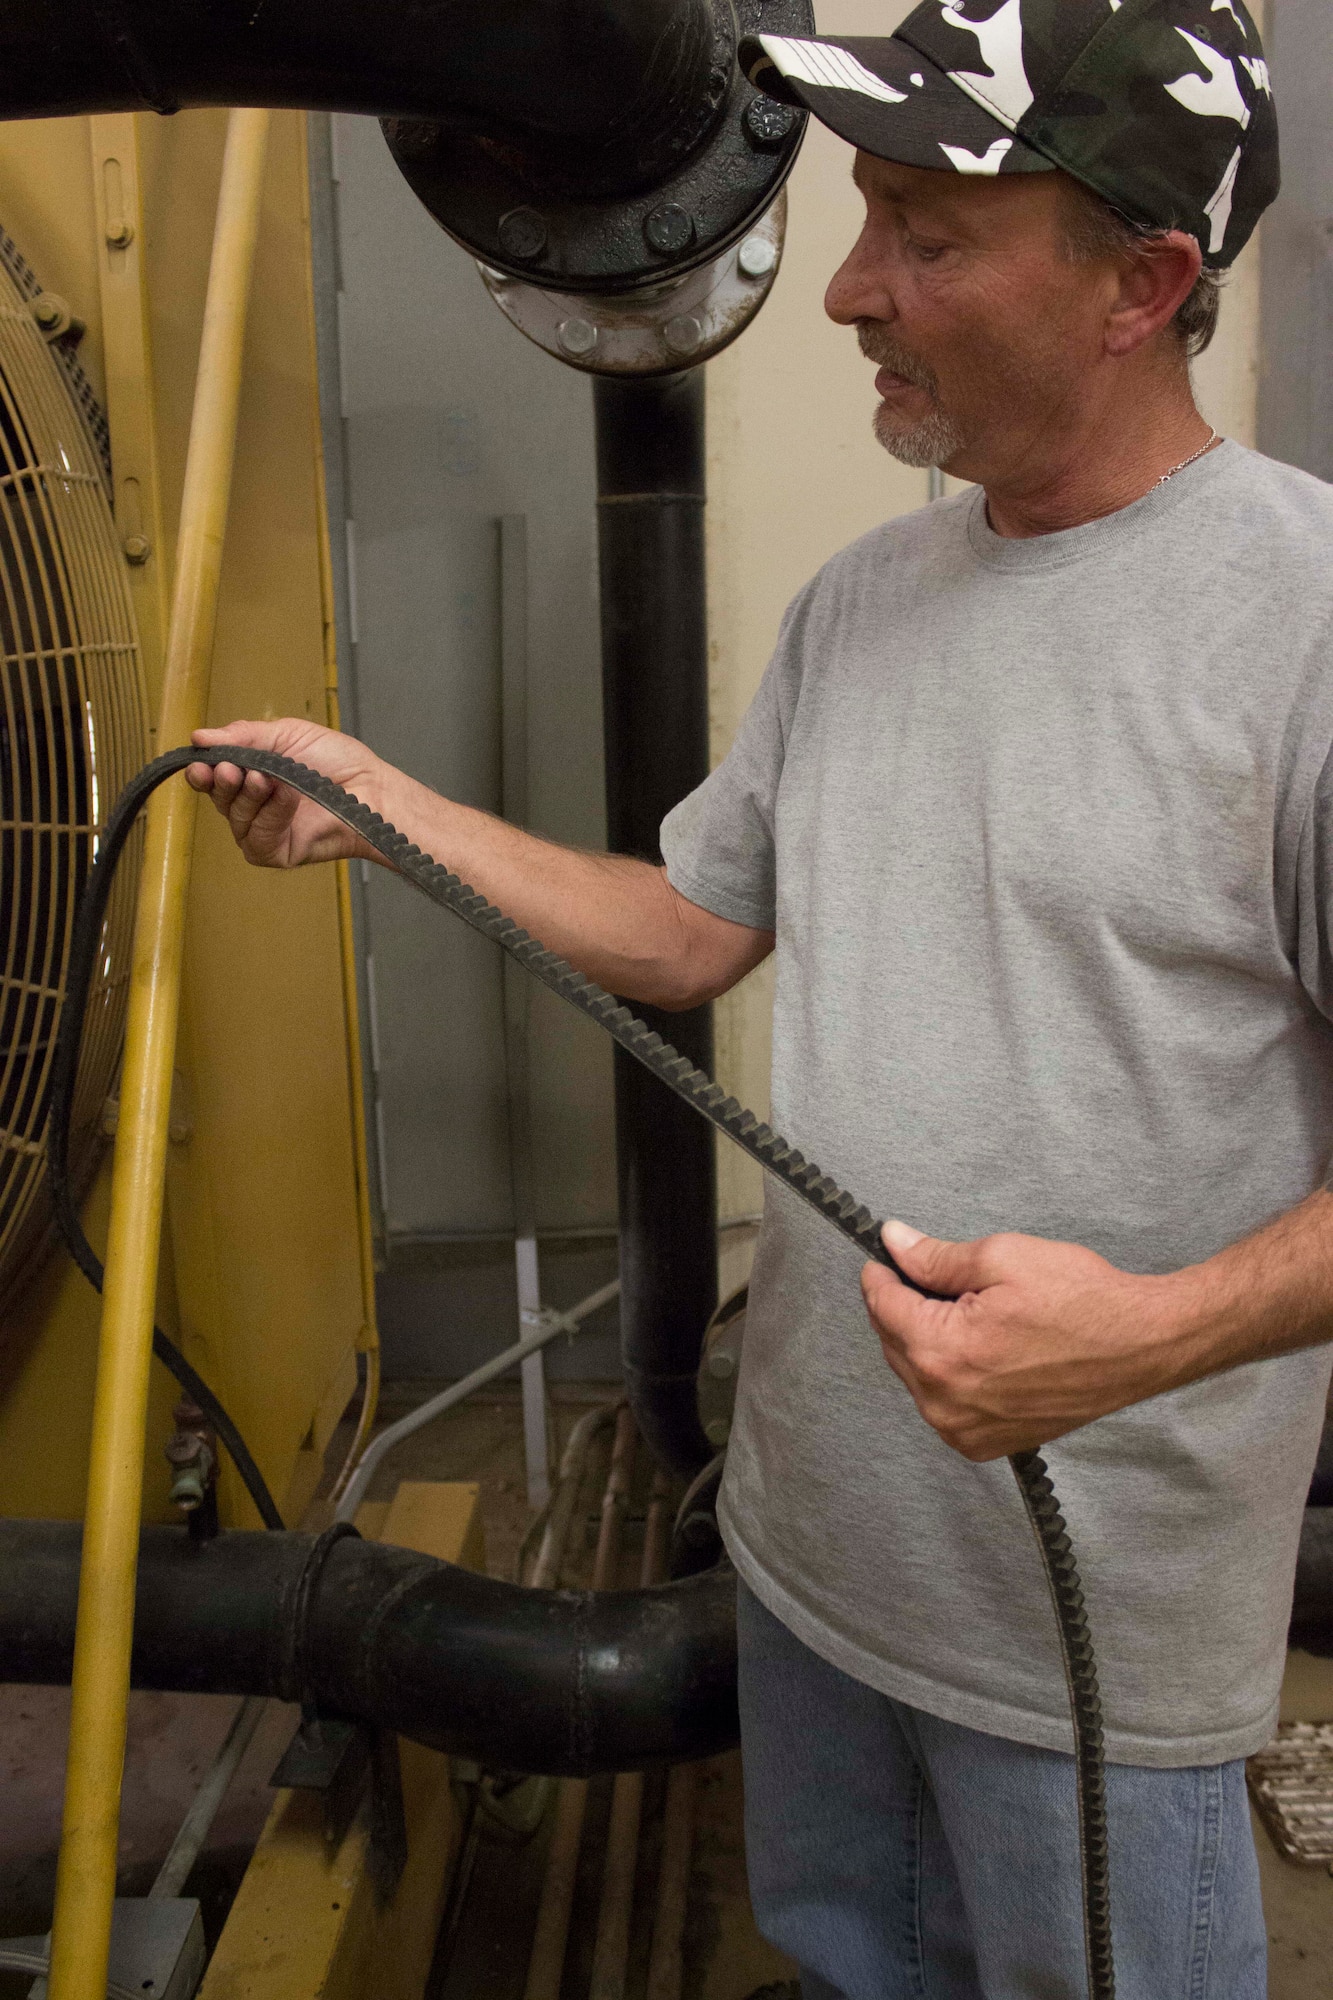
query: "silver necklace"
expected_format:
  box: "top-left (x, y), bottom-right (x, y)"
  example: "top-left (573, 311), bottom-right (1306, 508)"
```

top-left (1152, 428), bottom-right (1221, 490)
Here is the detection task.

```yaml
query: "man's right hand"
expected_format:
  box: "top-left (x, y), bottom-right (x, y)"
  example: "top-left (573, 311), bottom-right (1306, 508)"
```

top-left (187, 717), bottom-right (387, 869)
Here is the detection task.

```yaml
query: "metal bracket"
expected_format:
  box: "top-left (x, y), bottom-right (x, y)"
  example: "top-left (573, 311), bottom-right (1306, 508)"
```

top-left (270, 1712), bottom-right (369, 1849)
top-left (270, 1715), bottom-right (407, 1898)
top-left (8, 1897), bottom-right (204, 2000)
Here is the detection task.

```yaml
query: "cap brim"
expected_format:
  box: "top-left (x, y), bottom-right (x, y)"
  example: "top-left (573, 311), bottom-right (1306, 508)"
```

top-left (738, 32), bottom-right (1053, 177)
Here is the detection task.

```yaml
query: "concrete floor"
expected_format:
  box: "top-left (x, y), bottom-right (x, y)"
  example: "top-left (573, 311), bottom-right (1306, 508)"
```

top-left (1, 1383), bottom-right (1330, 1998)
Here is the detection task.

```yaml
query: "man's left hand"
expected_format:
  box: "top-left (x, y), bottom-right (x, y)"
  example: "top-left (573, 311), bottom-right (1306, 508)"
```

top-left (862, 1221), bottom-right (1184, 1461)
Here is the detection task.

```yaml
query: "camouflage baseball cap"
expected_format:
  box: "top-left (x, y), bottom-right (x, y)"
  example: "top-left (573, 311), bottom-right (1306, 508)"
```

top-left (738, 0), bottom-right (1278, 268)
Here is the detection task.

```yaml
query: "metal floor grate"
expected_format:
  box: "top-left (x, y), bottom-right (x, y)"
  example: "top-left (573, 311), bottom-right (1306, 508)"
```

top-left (1247, 1721), bottom-right (1333, 1864)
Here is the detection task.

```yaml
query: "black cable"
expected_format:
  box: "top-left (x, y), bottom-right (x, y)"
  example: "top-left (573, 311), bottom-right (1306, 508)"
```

top-left (54, 745), bottom-right (1115, 1997)
top-left (47, 770), bottom-right (285, 1532)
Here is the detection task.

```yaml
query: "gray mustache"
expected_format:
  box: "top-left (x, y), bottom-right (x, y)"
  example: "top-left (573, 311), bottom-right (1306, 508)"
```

top-left (855, 321), bottom-right (939, 395)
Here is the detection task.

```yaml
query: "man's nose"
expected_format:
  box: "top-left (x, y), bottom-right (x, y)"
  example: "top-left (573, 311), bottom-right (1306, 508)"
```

top-left (825, 233), bottom-right (893, 328)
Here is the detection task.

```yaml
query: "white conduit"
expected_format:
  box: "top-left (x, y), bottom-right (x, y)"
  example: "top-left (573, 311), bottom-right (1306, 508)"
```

top-left (334, 1278), bottom-right (621, 1524)
top-left (148, 1694), bottom-right (268, 1901)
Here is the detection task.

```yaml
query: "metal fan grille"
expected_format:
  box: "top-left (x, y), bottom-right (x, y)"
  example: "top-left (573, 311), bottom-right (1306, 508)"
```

top-left (0, 233), bottom-right (148, 1317)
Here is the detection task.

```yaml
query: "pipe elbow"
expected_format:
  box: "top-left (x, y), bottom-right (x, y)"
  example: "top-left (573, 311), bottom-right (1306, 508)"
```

top-left (312, 1541), bottom-right (739, 1774)
top-left (0, 1523), bottom-right (739, 1775)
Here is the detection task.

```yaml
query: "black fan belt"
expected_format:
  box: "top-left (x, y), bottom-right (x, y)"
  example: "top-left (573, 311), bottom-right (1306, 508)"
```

top-left (50, 745), bottom-right (1115, 1999)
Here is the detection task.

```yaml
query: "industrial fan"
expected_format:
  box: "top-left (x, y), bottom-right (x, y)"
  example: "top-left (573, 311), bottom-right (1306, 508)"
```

top-left (0, 224), bottom-right (148, 1318)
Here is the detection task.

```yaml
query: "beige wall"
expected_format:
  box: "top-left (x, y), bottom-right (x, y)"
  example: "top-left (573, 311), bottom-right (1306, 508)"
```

top-left (707, 1), bottom-right (1264, 1279)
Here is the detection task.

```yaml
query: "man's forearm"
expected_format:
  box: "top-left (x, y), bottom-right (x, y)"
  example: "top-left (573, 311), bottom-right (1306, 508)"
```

top-left (191, 720), bottom-right (772, 1009)
top-left (1160, 1188), bottom-right (1333, 1381)
top-left (361, 760), bottom-right (764, 1011)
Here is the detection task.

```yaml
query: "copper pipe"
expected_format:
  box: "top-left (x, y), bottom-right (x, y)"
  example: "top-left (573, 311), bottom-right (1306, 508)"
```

top-left (530, 1403), bottom-right (618, 1589)
top-left (524, 1404), bottom-right (637, 2000)
top-left (645, 1763), bottom-right (698, 2000)
top-left (588, 1468), bottom-right (672, 2000)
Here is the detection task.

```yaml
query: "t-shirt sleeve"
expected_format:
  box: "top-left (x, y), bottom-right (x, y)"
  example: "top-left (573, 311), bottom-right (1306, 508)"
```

top-left (1295, 741), bottom-right (1333, 1025)
top-left (659, 603), bottom-right (801, 932)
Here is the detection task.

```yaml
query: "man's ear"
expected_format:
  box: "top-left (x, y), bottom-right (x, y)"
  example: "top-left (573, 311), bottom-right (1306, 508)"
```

top-left (1104, 230), bottom-right (1203, 359)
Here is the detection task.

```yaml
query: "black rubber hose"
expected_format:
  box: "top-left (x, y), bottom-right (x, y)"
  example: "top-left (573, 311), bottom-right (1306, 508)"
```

top-left (46, 789), bottom-right (285, 1532)
top-left (57, 745), bottom-right (1115, 1997)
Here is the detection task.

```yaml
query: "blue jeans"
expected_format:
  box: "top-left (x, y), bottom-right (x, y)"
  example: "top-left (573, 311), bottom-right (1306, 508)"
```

top-left (737, 1580), bottom-right (1266, 2000)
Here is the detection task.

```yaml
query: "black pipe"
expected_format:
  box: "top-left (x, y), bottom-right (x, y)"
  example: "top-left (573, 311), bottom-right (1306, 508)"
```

top-left (596, 372), bottom-right (715, 1482)
top-left (1292, 1506), bottom-right (1333, 1657)
top-left (0, 0), bottom-right (811, 297)
top-left (0, 0), bottom-right (712, 150)
top-left (0, 1520), bottom-right (738, 1775)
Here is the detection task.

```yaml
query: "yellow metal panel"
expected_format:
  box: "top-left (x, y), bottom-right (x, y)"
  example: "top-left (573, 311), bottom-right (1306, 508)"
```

top-left (138, 108), bottom-right (365, 1528)
top-left (0, 1158), bottom-right (180, 1520)
top-left (378, 1479), bottom-right (487, 1573)
top-left (88, 113), bottom-right (171, 698)
top-left (199, 1482), bottom-right (486, 2000)
top-left (0, 116), bottom-right (104, 403)
top-left (0, 114), bottom-right (175, 1521)
top-left (353, 1499), bottom-right (392, 1542)
top-left (281, 1342), bottom-right (360, 1525)
top-left (0, 108), bottom-right (368, 1530)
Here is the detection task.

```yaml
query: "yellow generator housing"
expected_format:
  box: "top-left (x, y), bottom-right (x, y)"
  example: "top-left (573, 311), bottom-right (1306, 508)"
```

top-left (0, 107), bottom-right (372, 1529)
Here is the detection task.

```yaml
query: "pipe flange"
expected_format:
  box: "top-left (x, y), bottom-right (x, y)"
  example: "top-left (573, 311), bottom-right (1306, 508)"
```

top-left (382, 0), bottom-right (811, 297)
top-left (478, 192), bottom-right (786, 377)
top-left (278, 1522), bottom-right (362, 1707)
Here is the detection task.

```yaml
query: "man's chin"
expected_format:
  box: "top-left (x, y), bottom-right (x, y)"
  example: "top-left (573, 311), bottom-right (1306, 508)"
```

top-left (872, 402), bottom-right (966, 473)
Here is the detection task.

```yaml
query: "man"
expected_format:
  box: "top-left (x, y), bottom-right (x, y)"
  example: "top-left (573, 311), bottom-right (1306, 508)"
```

top-left (189, 1), bottom-right (1330, 1991)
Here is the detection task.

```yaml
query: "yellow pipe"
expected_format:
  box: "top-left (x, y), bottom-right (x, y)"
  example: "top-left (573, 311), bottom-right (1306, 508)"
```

top-left (301, 115), bottom-right (382, 1486)
top-left (328, 849), bottom-right (382, 1500)
top-left (46, 107), bottom-right (271, 2000)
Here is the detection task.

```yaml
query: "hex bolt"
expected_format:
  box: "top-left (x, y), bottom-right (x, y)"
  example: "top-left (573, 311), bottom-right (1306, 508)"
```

top-left (704, 1416), bottom-right (731, 1447)
top-left (737, 234), bottom-right (779, 280)
top-left (664, 313), bottom-right (704, 357)
top-left (30, 293), bottom-right (75, 338)
top-left (104, 219), bottom-right (134, 249)
top-left (644, 204), bottom-right (695, 256)
top-left (707, 1349), bottom-right (736, 1379)
top-left (557, 317), bottom-right (598, 358)
top-left (497, 207), bottom-right (548, 262)
top-left (744, 98), bottom-right (798, 150)
top-left (123, 533), bottom-right (151, 566)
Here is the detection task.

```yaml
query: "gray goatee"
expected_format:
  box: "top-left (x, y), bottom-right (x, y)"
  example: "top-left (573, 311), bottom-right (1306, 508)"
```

top-left (857, 323), bottom-right (966, 471)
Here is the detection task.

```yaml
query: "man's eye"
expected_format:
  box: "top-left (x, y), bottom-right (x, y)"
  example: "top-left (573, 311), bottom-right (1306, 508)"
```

top-left (909, 239), bottom-right (948, 262)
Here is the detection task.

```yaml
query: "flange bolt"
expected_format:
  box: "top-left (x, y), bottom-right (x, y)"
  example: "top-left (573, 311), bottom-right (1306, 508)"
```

top-left (557, 317), bottom-right (598, 358)
top-left (744, 98), bottom-right (798, 150)
top-left (498, 207), bottom-right (549, 262)
top-left (644, 204), bottom-right (695, 256)
top-left (737, 234), bottom-right (779, 280)
top-left (664, 313), bottom-right (704, 357)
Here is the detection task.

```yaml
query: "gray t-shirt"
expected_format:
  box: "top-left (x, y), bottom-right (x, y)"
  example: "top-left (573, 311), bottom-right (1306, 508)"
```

top-left (661, 442), bottom-right (1333, 1768)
